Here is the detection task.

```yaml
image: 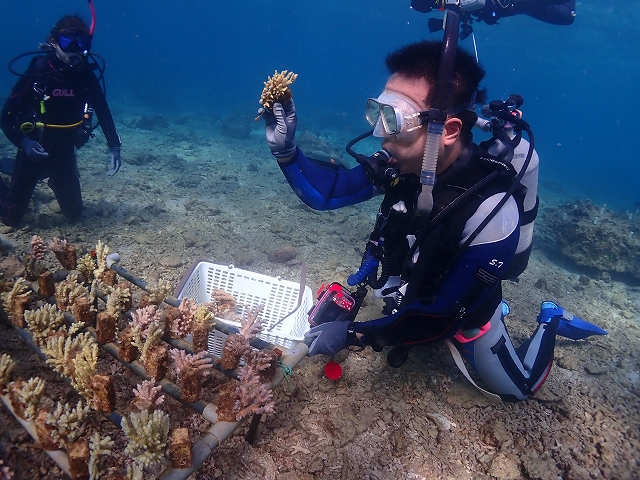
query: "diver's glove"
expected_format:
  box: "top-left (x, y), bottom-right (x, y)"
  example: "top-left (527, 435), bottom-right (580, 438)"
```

top-left (107, 146), bottom-right (121, 177)
top-left (20, 138), bottom-right (48, 161)
top-left (305, 321), bottom-right (350, 356)
top-left (261, 99), bottom-right (297, 159)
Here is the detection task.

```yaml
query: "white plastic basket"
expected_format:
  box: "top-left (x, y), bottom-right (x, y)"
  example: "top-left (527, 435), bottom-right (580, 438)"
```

top-left (175, 261), bottom-right (313, 357)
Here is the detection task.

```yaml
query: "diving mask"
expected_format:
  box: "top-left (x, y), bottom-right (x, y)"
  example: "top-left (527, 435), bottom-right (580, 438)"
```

top-left (56, 31), bottom-right (92, 53)
top-left (366, 91), bottom-right (429, 137)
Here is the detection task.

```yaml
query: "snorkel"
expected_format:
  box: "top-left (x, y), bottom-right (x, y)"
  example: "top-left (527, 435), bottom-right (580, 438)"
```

top-left (87, 0), bottom-right (97, 36)
top-left (415, 9), bottom-right (460, 217)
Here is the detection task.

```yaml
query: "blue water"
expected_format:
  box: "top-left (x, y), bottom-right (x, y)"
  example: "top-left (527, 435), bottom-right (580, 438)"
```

top-left (1, 0), bottom-right (638, 209)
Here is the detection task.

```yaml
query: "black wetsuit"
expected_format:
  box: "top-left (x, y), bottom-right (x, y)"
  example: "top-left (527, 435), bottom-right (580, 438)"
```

top-left (0, 53), bottom-right (120, 226)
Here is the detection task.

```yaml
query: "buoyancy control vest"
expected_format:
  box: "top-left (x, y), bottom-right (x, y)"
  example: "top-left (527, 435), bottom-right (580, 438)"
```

top-left (481, 128), bottom-right (539, 279)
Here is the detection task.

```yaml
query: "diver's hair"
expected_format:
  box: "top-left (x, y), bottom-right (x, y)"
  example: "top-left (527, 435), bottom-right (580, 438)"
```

top-left (49, 16), bottom-right (90, 38)
top-left (385, 40), bottom-right (487, 142)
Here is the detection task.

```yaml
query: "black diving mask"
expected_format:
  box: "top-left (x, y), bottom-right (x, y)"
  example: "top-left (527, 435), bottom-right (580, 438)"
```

top-left (57, 32), bottom-right (92, 53)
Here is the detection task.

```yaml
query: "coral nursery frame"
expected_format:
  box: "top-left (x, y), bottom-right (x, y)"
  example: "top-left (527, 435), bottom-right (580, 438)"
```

top-left (1, 242), bottom-right (309, 479)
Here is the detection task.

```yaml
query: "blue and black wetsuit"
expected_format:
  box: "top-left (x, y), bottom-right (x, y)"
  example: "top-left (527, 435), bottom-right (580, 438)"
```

top-left (281, 143), bottom-right (519, 338)
top-left (281, 144), bottom-right (557, 400)
top-left (0, 53), bottom-right (120, 226)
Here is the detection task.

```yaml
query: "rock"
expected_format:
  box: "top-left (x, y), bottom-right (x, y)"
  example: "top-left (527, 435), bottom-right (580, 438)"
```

top-left (160, 255), bottom-right (183, 268)
top-left (488, 453), bottom-right (521, 480)
top-left (585, 364), bottom-right (609, 375)
top-left (268, 246), bottom-right (299, 263)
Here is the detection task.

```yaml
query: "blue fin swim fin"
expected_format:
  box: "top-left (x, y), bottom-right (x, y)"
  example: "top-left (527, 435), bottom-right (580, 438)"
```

top-left (537, 301), bottom-right (607, 340)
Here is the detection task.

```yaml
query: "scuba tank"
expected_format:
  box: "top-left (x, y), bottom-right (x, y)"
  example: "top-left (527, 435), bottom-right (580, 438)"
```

top-left (477, 95), bottom-right (539, 278)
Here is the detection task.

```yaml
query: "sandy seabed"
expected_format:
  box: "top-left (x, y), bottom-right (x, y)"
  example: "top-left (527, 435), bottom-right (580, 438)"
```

top-left (0, 106), bottom-right (639, 479)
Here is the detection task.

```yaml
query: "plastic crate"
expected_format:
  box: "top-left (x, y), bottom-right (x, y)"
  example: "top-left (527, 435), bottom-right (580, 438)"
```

top-left (175, 261), bottom-right (313, 357)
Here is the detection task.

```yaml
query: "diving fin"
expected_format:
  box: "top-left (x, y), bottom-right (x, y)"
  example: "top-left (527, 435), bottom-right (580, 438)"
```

top-left (537, 301), bottom-right (607, 340)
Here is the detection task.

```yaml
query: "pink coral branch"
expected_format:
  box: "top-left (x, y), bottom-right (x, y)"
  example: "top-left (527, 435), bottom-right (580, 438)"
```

top-left (130, 305), bottom-right (161, 338)
top-left (169, 298), bottom-right (196, 339)
top-left (239, 306), bottom-right (264, 340)
top-left (131, 378), bottom-right (165, 412)
top-left (233, 362), bottom-right (275, 420)
top-left (169, 349), bottom-right (213, 376)
top-left (30, 235), bottom-right (47, 260)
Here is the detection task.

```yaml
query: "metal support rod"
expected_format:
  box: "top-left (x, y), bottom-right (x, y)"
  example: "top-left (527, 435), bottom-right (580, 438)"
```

top-left (0, 394), bottom-right (72, 478)
top-left (245, 414), bottom-right (262, 444)
top-left (157, 341), bottom-right (309, 480)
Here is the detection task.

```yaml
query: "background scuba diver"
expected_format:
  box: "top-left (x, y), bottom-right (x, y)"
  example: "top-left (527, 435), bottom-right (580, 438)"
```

top-left (260, 40), bottom-right (606, 402)
top-left (411, 0), bottom-right (576, 26)
top-left (0, 14), bottom-right (121, 227)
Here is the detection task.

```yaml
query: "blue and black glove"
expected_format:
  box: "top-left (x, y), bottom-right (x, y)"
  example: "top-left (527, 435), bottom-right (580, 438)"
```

top-left (107, 146), bottom-right (121, 177)
top-left (305, 321), bottom-right (350, 356)
top-left (260, 99), bottom-right (297, 159)
top-left (20, 138), bottom-right (48, 161)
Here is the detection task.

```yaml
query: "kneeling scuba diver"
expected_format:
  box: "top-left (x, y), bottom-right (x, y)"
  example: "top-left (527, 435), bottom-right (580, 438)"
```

top-left (0, 0), bottom-right (119, 180)
top-left (303, 12), bottom-right (605, 372)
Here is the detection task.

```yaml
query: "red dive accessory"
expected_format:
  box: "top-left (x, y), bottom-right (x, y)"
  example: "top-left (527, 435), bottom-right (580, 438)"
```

top-left (308, 283), bottom-right (356, 327)
top-left (87, 0), bottom-right (97, 35)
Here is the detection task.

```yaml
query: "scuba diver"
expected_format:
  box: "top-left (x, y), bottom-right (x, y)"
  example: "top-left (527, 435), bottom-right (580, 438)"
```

top-left (0, 9), bottom-right (121, 227)
top-left (259, 38), bottom-right (606, 402)
top-left (411, 0), bottom-right (576, 26)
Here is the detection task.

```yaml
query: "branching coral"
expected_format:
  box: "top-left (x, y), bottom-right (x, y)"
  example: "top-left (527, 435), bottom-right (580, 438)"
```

top-left (132, 322), bottom-right (163, 365)
top-left (48, 237), bottom-right (77, 271)
top-left (194, 305), bottom-right (214, 329)
top-left (55, 274), bottom-right (89, 312)
top-left (25, 235), bottom-right (48, 278)
top-left (233, 360), bottom-right (275, 421)
top-left (258, 70), bottom-right (298, 110)
top-left (43, 331), bottom-right (98, 403)
top-left (88, 432), bottom-right (114, 480)
top-left (0, 353), bottom-right (16, 389)
top-left (129, 305), bottom-right (161, 338)
top-left (219, 305), bottom-right (265, 370)
top-left (147, 280), bottom-right (172, 305)
top-left (18, 377), bottom-right (46, 421)
top-left (210, 289), bottom-right (236, 317)
top-left (126, 462), bottom-right (144, 480)
top-left (121, 409), bottom-right (170, 467)
top-left (217, 306), bottom-right (276, 420)
top-left (24, 303), bottom-right (66, 347)
top-left (0, 277), bottom-right (31, 308)
top-left (73, 339), bottom-right (99, 403)
top-left (169, 349), bottom-right (213, 376)
top-left (94, 240), bottom-right (109, 279)
top-left (30, 235), bottom-right (47, 260)
top-left (192, 305), bottom-right (215, 352)
top-left (77, 253), bottom-right (96, 283)
top-left (239, 306), bottom-right (264, 340)
top-left (46, 400), bottom-right (90, 448)
top-left (131, 378), bottom-right (165, 412)
top-left (168, 298), bottom-right (196, 339)
top-left (105, 284), bottom-right (131, 319)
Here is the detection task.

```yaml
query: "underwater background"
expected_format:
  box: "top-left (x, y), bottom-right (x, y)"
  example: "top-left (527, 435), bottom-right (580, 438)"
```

top-left (1, 2), bottom-right (640, 479)
top-left (1, 0), bottom-right (638, 209)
